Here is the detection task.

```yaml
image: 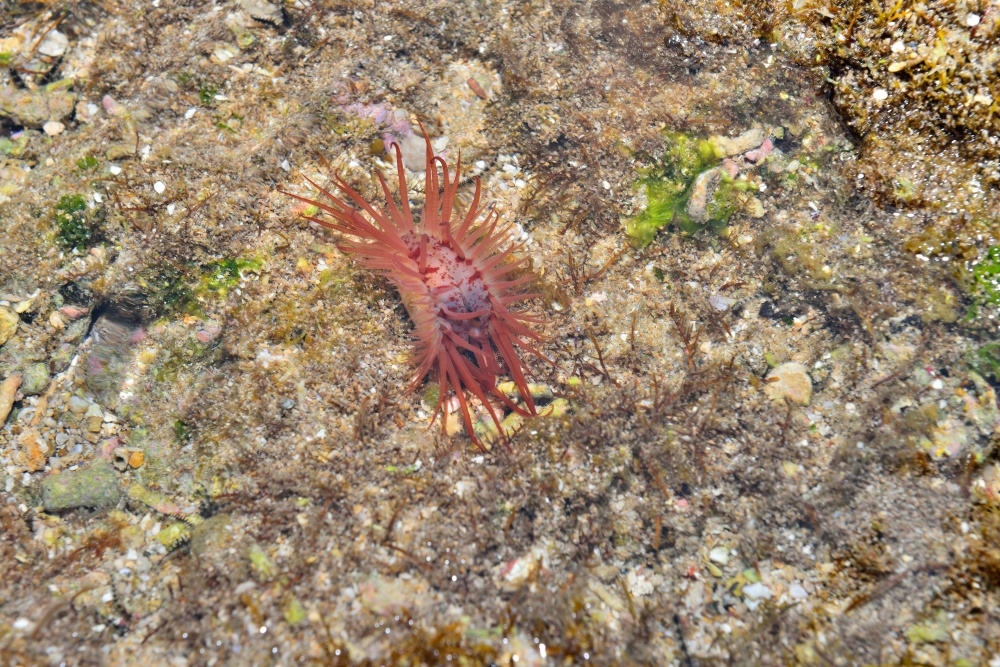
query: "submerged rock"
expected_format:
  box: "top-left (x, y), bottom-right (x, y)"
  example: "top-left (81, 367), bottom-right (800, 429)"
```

top-left (42, 461), bottom-right (121, 512)
top-left (0, 86), bottom-right (77, 129)
top-left (19, 362), bottom-right (49, 396)
top-left (0, 307), bottom-right (18, 346)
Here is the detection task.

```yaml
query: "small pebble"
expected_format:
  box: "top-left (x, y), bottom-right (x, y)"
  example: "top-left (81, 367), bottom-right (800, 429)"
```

top-left (710, 128), bottom-right (765, 157)
top-left (466, 77), bottom-right (488, 99)
top-left (764, 362), bottom-right (812, 406)
top-left (709, 294), bottom-right (735, 312)
top-left (873, 88), bottom-right (888, 101)
top-left (709, 546), bottom-right (729, 565)
top-left (109, 165), bottom-right (122, 175)
top-left (154, 181), bottom-right (166, 194)
top-left (743, 582), bottom-right (772, 600)
top-left (966, 13), bottom-right (980, 26)
top-left (59, 306), bottom-right (89, 320)
top-left (43, 121), bottom-right (65, 136)
top-left (37, 30), bottom-right (69, 57)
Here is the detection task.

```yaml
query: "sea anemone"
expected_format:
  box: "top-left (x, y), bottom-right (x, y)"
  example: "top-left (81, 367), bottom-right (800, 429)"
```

top-left (282, 131), bottom-right (547, 449)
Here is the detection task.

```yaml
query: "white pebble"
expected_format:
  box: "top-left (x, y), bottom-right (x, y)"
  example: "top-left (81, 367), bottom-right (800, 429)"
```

top-left (185, 107), bottom-right (197, 119)
top-left (154, 181), bottom-right (166, 194)
top-left (109, 165), bottom-right (122, 175)
top-left (167, 204), bottom-right (176, 215)
top-left (709, 546), bottom-right (729, 564)
top-left (743, 582), bottom-right (773, 600)
top-left (966, 13), bottom-right (980, 26)
top-left (37, 29), bottom-right (69, 57)
top-left (93, 193), bottom-right (103, 203)
top-left (709, 294), bottom-right (735, 312)
top-left (873, 88), bottom-right (888, 101)
top-left (43, 121), bottom-right (65, 136)
top-left (13, 618), bottom-right (30, 630)
top-left (280, 159), bottom-right (291, 172)
top-left (931, 378), bottom-right (944, 390)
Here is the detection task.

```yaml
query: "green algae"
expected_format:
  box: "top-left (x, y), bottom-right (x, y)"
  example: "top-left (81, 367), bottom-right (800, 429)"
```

top-left (54, 194), bottom-right (95, 251)
top-left (174, 419), bottom-right (192, 443)
top-left (197, 256), bottom-right (264, 299)
top-left (135, 265), bottom-right (193, 315)
top-left (0, 135), bottom-right (29, 157)
top-left (248, 544), bottom-right (276, 579)
top-left (133, 255), bottom-right (263, 321)
top-left (75, 155), bottom-right (99, 171)
top-left (969, 343), bottom-right (1000, 385)
top-left (968, 245), bottom-right (1000, 315)
top-left (626, 133), bottom-right (738, 247)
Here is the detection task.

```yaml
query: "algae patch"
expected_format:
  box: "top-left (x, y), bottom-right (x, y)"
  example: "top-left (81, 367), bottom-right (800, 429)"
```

top-left (54, 194), bottom-right (97, 251)
top-left (197, 256), bottom-right (264, 299)
top-left (966, 245), bottom-right (1000, 317)
top-left (626, 133), bottom-right (742, 247)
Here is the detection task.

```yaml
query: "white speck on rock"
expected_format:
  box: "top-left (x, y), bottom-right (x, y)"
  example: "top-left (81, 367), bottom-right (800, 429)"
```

top-left (154, 181), bottom-right (166, 194)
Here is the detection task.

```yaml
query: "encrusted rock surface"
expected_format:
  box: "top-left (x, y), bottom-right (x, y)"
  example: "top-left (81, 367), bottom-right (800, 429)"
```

top-left (1, 1), bottom-right (998, 665)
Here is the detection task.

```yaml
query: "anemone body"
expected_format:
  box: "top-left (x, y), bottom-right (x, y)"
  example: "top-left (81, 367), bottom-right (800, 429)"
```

top-left (283, 135), bottom-right (545, 448)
